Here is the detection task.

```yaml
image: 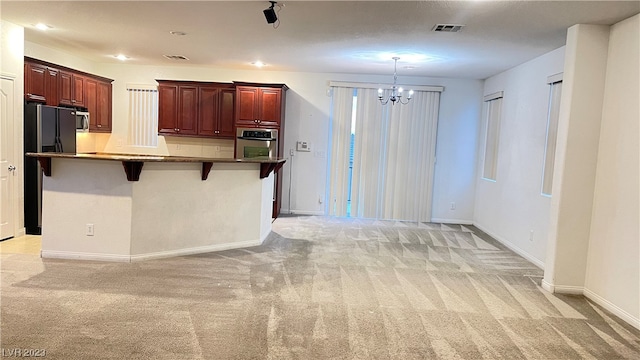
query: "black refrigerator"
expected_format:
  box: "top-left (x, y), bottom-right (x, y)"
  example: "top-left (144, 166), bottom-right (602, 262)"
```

top-left (24, 103), bottom-right (77, 235)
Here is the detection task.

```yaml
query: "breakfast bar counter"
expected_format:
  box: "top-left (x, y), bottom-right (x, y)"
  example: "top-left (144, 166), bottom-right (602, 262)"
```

top-left (27, 153), bottom-right (285, 262)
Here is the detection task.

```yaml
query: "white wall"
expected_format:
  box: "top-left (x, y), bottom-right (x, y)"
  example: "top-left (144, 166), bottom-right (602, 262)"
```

top-left (24, 42), bottom-right (483, 220)
top-left (543, 25), bottom-right (610, 290)
top-left (584, 14), bottom-right (639, 328)
top-left (1, 20), bottom-right (25, 236)
top-left (41, 158), bottom-right (274, 261)
top-left (474, 47), bottom-right (566, 267)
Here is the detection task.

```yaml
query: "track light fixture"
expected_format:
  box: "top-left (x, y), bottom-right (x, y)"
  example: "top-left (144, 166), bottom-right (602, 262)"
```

top-left (263, 1), bottom-right (278, 24)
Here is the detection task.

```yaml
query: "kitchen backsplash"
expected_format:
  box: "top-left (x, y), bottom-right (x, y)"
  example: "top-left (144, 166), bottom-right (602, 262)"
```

top-left (163, 136), bottom-right (234, 158)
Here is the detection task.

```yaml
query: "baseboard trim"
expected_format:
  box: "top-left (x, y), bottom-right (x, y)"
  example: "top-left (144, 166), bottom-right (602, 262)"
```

top-left (41, 250), bottom-right (131, 262)
top-left (472, 223), bottom-right (545, 269)
top-left (286, 210), bottom-right (325, 216)
top-left (583, 287), bottom-right (640, 330)
top-left (41, 239), bottom-right (265, 263)
top-left (552, 284), bottom-right (585, 295)
top-left (16, 228), bottom-right (26, 238)
top-left (541, 279), bottom-right (555, 293)
top-left (431, 218), bottom-right (473, 225)
top-left (130, 239), bottom-right (264, 262)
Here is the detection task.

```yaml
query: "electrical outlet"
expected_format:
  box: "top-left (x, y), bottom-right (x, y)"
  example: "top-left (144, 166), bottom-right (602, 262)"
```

top-left (289, 149), bottom-right (294, 156)
top-left (86, 224), bottom-right (94, 236)
top-left (529, 230), bottom-right (534, 241)
top-left (450, 202), bottom-right (456, 210)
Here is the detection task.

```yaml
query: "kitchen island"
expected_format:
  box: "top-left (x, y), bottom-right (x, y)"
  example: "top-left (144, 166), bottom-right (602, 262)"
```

top-left (27, 152), bottom-right (285, 262)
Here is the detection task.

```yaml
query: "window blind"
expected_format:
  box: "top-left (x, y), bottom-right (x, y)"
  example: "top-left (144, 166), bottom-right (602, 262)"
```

top-left (127, 84), bottom-right (158, 147)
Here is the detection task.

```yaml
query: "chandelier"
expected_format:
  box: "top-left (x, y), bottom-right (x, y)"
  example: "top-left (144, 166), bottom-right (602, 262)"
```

top-left (378, 57), bottom-right (414, 105)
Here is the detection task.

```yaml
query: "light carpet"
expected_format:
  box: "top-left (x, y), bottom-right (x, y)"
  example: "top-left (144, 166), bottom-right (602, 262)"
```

top-left (1, 216), bottom-right (638, 359)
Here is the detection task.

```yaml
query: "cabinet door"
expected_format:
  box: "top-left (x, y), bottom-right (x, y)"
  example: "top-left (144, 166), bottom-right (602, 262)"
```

top-left (72, 74), bottom-right (85, 107)
top-left (59, 71), bottom-right (73, 106)
top-left (177, 86), bottom-right (198, 135)
top-left (258, 88), bottom-right (282, 127)
top-left (198, 87), bottom-right (219, 136)
top-left (235, 87), bottom-right (259, 127)
top-left (25, 62), bottom-right (47, 103)
top-left (85, 78), bottom-right (98, 130)
top-left (96, 81), bottom-right (112, 132)
top-left (158, 84), bottom-right (178, 134)
top-left (218, 89), bottom-right (235, 138)
top-left (45, 68), bottom-right (59, 106)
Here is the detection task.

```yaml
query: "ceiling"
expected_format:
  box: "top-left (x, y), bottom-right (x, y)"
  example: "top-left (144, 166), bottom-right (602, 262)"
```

top-left (1, 1), bottom-right (638, 79)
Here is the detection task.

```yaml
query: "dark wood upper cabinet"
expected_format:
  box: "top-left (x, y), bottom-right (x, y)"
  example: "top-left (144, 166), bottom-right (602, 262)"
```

top-left (158, 83), bottom-right (179, 134)
top-left (24, 57), bottom-right (114, 133)
top-left (236, 87), bottom-right (259, 126)
top-left (85, 78), bottom-right (98, 130)
top-left (234, 84), bottom-right (286, 128)
top-left (59, 70), bottom-right (73, 105)
top-left (85, 78), bottom-right (111, 132)
top-left (24, 62), bottom-right (47, 103)
top-left (178, 86), bottom-right (198, 136)
top-left (71, 74), bottom-right (86, 108)
top-left (198, 86), bottom-right (220, 137)
top-left (198, 86), bottom-right (235, 138)
top-left (45, 67), bottom-right (59, 106)
top-left (59, 71), bottom-right (85, 107)
top-left (157, 80), bottom-right (235, 139)
top-left (96, 81), bottom-right (112, 132)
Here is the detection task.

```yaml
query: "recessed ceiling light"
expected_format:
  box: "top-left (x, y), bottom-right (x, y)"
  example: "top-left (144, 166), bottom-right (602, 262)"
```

top-left (252, 61), bottom-right (266, 68)
top-left (35, 23), bottom-right (52, 31)
top-left (169, 31), bottom-right (187, 36)
top-left (114, 54), bottom-right (129, 61)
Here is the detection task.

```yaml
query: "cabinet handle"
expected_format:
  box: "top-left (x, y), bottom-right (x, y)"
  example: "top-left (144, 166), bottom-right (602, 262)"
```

top-left (97, 124), bottom-right (102, 128)
top-left (72, 100), bottom-right (76, 103)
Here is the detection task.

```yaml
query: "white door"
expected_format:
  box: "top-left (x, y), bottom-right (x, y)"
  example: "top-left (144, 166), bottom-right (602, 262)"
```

top-left (1, 75), bottom-right (16, 240)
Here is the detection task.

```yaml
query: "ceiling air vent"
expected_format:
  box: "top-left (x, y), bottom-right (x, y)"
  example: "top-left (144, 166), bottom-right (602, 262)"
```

top-left (432, 24), bottom-right (465, 33)
top-left (163, 55), bottom-right (190, 61)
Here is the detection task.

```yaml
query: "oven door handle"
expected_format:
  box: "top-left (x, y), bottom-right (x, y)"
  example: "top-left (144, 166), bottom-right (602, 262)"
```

top-left (237, 137), bottom-right (277, 141)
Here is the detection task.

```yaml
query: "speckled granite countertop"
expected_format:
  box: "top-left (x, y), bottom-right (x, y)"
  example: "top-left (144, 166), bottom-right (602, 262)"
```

top-left (26, 152), bottom-right (285, 164)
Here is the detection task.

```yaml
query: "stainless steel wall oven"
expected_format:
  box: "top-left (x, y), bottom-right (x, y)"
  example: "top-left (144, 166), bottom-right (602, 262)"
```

top-left (235, 128), bottom-right (278, 159)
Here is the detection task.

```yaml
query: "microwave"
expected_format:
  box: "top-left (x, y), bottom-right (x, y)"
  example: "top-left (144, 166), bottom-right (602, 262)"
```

top-left (74, 111), bottom-right (90, 132)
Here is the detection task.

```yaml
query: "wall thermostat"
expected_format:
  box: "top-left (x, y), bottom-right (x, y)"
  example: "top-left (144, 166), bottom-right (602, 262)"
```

top-left (296, 141), bottom-right (311, 152)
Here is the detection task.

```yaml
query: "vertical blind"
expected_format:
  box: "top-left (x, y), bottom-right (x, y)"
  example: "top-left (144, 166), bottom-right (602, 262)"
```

top-left (327, 85), bottom-right (441, 222)
top-left (127, 85), bottom-right (158, 147)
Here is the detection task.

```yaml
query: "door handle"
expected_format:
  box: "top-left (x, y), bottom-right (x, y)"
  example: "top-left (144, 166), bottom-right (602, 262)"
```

top-left (8, 165), bottom-right (16, 171)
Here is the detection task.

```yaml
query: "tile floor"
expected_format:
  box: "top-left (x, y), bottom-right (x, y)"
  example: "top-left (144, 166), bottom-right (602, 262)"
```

top-left (0, 235), bottom-right (42, 256)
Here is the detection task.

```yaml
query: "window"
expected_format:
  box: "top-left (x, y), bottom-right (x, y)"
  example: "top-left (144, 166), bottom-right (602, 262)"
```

top-left (542, 75), bottom-right (563, 196)
top-left (482, 92), bottom-right (503, 181)
top-left (127, 84), bottom-right (158, 147)
top-left (327, 82), bottom-right (443, 222)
